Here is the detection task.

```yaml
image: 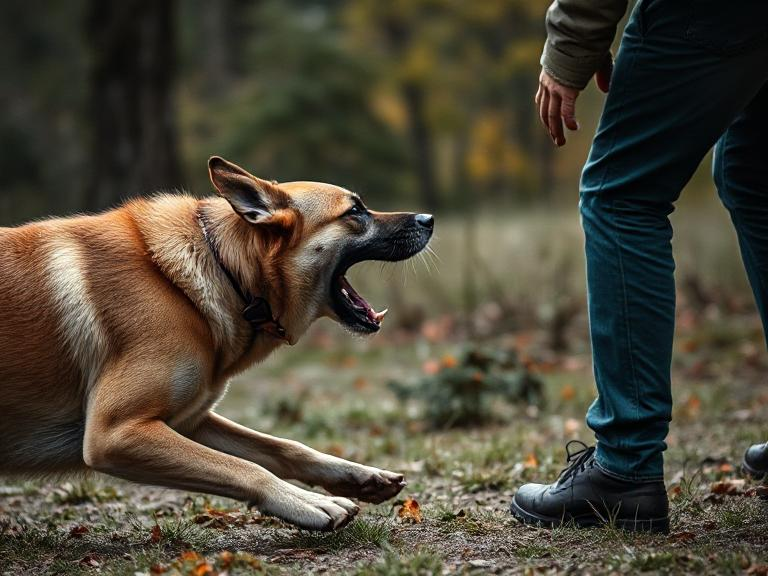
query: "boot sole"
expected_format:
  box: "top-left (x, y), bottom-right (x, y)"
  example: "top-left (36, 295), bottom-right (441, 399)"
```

top-left (510, 495), bottom-right (670, 534)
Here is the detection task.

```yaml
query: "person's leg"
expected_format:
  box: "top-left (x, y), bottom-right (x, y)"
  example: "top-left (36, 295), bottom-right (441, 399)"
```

top-left (714, 83), bottom-right (768, 335)
top-left (581, 1), bottom-right (768, 481)
top-left (713, 82), bottom-right (768, 482)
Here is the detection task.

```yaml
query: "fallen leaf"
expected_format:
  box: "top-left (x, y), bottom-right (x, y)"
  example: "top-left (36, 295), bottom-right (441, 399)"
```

top-left (523, 453), bottom-right (539, 469)
top-left (69, 524), bottom-right (89, 538)
top-left (710, 478), bottom-right (746, 495)
top-left (353, 376), bottom-right (367, 390)
top-left (440, 354), bottom-right (458, 369)
top-left (194, 562), bottom-right (214, 576)
top-left (668, 530), bottom-right (696, 543)
top-left (748, 565), bottom-right (768, 576)
top-left (150, 524), bottom-right (162, 543)
top-left (397, 497), bottom-right (422, 523)
top-left (79, 554), bottom-right (100, 568)
top-left (218, 550), bottom-right (234, 569)
top-left (560, 384), bottom-right (576, 402)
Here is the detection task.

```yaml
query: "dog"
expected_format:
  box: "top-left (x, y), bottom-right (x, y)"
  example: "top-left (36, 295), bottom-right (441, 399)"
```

top-left (0, 156), bottom-right (434, 531)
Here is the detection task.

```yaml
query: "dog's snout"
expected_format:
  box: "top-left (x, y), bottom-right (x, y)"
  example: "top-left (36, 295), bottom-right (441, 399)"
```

top-left (415, 213), bottom-right (434, 230)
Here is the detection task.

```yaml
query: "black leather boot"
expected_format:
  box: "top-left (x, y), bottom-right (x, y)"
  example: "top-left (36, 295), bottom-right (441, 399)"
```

top-left (510, 441), bottom-right (669, 533)
top-left (742, 442), bottom-right (768, 480)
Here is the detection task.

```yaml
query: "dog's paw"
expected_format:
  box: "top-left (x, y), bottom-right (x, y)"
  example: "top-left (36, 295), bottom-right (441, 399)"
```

top-left (257, 487), bottom-right (359, 531)
top-left (325, 465), bottom-right (407, 504)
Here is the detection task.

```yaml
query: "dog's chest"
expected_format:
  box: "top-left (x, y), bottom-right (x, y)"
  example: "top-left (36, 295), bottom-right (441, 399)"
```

top-left (165, 358), bottom-right (227, 430)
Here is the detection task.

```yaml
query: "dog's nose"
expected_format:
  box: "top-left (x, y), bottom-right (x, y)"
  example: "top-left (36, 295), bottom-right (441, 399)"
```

top-left (415, 213), bottom-right (434, 230)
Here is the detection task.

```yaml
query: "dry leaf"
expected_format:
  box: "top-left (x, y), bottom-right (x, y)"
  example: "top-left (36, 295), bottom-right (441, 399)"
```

top-left (710, 478), bottom-right (745, 495)
top-left (218, 550), bottom-right (234, 569)
top-left (718, 463), bottom-right (734, 473)
top-left (523, 453), bottom-right (539, 469)
top-left (150, 524), bottom-right (162, 543)
top-left (668, 530), bottom-right (696, 543)
top-left (193, 562), bottom-right (214, 576)
top-left (560, 384), bottom-right (576, 402)
top-left (440, 354), bottom-right (458, 369)
top-left (79, 554), bottom-right (100, 568)
top-left (69, 524), bottom-right (89, 538)
top-left (397, 497), bottom-right (422, 523)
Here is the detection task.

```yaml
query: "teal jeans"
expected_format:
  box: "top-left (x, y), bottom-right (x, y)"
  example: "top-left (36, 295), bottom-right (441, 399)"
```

top-left (581, 0), bottom-right (768, 481)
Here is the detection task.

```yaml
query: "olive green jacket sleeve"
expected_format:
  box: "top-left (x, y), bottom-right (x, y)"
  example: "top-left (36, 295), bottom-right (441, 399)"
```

top-left (541, 0), bottom-right (629, 89)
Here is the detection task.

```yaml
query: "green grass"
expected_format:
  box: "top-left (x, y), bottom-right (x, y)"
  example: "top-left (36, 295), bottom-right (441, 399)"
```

top-left (286, 517), bottom-right (394, 552)
top-left (349, 549), bottom-right (443, 576)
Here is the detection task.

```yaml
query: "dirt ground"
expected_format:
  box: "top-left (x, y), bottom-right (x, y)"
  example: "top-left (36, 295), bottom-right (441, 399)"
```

top-left (2, 307), bottom-right (767, 575)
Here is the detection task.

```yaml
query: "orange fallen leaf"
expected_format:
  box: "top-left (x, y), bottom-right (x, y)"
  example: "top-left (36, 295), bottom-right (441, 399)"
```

top-left (193, 562), bottom-right (214, 576)
top-left (440, 354), bottom-right (458, 369)
top-left (397, 497), bottom-right (422, 523)
top-left (718, 463), bottom-right (734, 473)
top-left (523, 453), bottom-right (539, 469)
top-left (560, 384), bottom-right (576, 402)
top-left (353, 376), bottom-right (368, 390)
top-left (684, 394), bottom-right (701, 417)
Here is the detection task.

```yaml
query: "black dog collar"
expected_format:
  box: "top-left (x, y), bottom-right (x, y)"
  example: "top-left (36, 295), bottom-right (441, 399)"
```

top-left (197, 210), bottom-right (288, 343)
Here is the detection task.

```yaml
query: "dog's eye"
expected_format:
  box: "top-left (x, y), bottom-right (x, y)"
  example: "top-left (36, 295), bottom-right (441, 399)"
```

top-left (344, 205), bottom-right (363, 218)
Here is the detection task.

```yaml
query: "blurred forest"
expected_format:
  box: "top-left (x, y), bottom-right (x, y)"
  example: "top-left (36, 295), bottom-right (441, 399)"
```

top-left (0, 0), bottom-right (609, 223)
top-left (0, 0), bottom-right (749, 324)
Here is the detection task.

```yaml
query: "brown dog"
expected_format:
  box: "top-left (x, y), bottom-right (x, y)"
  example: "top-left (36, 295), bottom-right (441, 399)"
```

top-left (0, 157), bottom-right (434, 531)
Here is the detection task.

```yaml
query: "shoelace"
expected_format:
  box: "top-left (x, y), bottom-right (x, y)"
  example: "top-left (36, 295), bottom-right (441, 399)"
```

top-left (556, 440), bottom-right (596, 485)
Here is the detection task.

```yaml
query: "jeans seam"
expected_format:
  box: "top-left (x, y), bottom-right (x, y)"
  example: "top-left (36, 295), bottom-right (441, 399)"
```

top-left (591, 24), bottom-right (644, 440)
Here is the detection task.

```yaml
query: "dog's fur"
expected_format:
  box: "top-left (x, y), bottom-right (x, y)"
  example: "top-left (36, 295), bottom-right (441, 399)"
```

top-left (0, 157), bottom-right (433, 531)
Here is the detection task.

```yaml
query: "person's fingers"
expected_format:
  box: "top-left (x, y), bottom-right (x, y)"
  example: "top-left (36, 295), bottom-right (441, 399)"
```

top-left (548, 92), bottom-right (564, 146)
top-left (539, 88), bottom-right (550, 134)
top-left (535, 82), bottom-right (542, 107)
top-left (561, 92), bottom-right (578, 132)
top-left (595, 54), bottom-right (613, 93)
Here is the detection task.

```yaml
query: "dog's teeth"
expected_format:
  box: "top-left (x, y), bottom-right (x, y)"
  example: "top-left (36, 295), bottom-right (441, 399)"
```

top-left (341, 288), bottom-right (350, 300)
top-left (374, 308), bottom-right (389, 322)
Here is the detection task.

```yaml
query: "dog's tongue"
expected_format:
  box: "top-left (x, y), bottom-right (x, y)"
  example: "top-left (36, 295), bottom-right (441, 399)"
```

top-left (339, 276), bottom-right (388, 324)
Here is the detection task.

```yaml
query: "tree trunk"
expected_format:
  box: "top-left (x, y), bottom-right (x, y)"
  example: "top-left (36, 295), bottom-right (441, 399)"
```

top-left (401, 81), bottom-right (439, 213)
top-left (85, 0), bottom-right (182, 211)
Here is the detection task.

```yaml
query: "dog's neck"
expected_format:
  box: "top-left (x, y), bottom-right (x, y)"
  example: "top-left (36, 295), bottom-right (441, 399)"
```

top-left (128, 195), bottom-right (295, 375)
top-left (197, 207), bottom-right (288, 343)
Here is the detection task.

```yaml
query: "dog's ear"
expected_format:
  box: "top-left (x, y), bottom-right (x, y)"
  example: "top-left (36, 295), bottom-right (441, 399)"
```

top-left (208, 156), bottom-right (285, 224)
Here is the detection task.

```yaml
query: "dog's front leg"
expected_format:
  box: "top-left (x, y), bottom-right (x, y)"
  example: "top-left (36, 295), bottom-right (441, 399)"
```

top-left (190, 412), bottom-right (406, 504)
top-left (83, 378), bottom-right (358, 531)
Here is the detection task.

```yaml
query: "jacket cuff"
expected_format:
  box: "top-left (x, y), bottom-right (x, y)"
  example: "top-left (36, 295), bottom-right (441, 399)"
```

top-left (540, 39), bottom-right (606, 90)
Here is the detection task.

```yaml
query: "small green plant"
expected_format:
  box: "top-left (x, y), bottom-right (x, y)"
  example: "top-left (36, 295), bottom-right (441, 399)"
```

top-left (351, 549), bottom-right (443, 576)
top-left (287, 518), bottom-right (393, 552)
top-left (47, 479), bottom-right (120, 505)
top-left (388, 346), bottom-right (545, 428)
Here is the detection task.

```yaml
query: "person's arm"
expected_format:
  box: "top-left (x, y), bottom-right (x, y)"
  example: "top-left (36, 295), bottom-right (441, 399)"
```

top-left (536, 0), bottom-right (627, 146)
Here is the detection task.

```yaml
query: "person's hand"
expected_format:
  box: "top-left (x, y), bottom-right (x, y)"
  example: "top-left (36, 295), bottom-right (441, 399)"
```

top-left (535, 55), bottom-right (613, 147)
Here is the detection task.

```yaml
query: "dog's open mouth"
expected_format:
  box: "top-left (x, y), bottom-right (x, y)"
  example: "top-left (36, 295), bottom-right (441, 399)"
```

top-left (331, 273), bottom-right (388, 334)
